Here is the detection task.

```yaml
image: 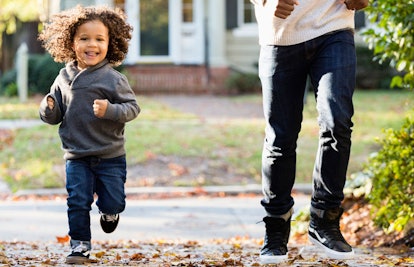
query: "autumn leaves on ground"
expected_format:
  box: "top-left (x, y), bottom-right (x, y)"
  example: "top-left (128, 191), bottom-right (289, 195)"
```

top-left (0, 194), bottom-right (413, 266)
top-left (1, 234), bottom-right (413, 266)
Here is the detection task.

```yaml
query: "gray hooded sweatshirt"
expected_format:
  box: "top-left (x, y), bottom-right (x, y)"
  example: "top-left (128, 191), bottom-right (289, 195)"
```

top-left (39, 59), bottom-right (140, 160)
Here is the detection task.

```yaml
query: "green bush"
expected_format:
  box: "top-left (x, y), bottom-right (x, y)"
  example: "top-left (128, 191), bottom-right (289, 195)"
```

top-left (0, 53), bottom-right (64, 96)
top-left (29, 54), bottom-right (64, 94)
top-left (364, 114), bottom-right (414, 233)
top-left (362, 0), bottom-right (414, 89)
top-left (355, 45), bottom-right (397, 89)
top-left (225, 72), bottom-right (261, 94)
top-left (0, 69), bottom-right (17, 96)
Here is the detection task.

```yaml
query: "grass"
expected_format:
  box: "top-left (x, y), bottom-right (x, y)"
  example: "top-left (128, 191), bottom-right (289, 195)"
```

top-left (0, 90), bottom-right (412, 191)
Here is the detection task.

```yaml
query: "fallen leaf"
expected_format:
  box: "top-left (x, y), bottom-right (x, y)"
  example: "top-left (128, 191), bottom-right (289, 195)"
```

top-left (56, 235), bottom-right (70, 243)
top-left (145, 151), bottom-right (157, 160)
top-left (168, 163), bottom-right (188, 176)
top-left (130, 252), bottom-right (145, 261)
top-left (95, 251), bottom-right (105, 258)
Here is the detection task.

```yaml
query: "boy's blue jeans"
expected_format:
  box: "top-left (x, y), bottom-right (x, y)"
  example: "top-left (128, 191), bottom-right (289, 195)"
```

top-left (65, 155), bottom-right (127, 243)
top-left (258, 30), bottom-right (356, 217)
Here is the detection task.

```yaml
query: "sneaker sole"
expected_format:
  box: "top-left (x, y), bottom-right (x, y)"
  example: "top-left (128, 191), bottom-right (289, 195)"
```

top-left (308, 234), bottom-right (355, 259)
top-left (260, 254), bottom-right (288, 264)
top-left (66, 256), bottom-right (91, 264)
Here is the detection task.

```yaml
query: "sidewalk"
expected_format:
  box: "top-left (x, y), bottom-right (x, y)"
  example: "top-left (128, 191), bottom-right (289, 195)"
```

top-left (1, 192), bottom-right (412, 266)
top-left (1, 189), bottom-right (310, 242)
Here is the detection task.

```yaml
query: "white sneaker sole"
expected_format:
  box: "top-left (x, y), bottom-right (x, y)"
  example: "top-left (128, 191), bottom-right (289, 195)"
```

top-left (308, 234), bottom-right (355, 259)
top-left (259, 254), bottom-right (288, 264)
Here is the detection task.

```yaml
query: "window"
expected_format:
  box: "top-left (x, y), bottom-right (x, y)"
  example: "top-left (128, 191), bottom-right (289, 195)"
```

top-left (140, 0), bottom-right (169, 56)
top-left (114, 0), bottom-right (125, 11)
top-left (182, 0), bottom-right (193, 22)
top-left (241, 0), bottom-right (256, 24)
top-left (229, 0), bottom-right (257, 37)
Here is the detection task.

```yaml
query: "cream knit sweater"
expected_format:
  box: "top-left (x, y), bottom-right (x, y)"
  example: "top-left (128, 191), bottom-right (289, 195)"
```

top-left (251, 0), bottom-right (355, 46)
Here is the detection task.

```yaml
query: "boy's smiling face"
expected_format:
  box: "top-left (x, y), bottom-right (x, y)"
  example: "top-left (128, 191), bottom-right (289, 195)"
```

top-left (72, 20), bottom-right (109, 69)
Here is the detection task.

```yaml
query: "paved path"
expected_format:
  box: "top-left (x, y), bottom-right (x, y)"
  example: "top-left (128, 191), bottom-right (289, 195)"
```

top-left (2, 194), bottom-right (412, 267)
top-left (149, 94), bottom-right (264, 120)
top-left (0, 119), bottom-right (42, 130)
top-left (0, 194), bottom-right (310, 242)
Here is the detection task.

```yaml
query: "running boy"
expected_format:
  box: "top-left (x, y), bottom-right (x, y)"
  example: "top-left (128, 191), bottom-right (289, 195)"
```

top-left (38, 5), bottom-right (140, 264)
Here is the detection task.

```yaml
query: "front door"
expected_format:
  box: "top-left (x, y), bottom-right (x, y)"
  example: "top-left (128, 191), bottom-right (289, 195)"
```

top-left (180, 0), bottom-right (204, 64)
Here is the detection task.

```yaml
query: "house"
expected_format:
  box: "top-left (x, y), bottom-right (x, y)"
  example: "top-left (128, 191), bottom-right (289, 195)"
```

top-left (43, 0), bottom-right (260, 94)
top-left (42, 0), bottom-right (367, 94)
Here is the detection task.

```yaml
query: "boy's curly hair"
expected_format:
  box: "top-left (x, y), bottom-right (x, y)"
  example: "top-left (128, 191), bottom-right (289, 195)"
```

top-left (38, 5), bottom-right (132, 66)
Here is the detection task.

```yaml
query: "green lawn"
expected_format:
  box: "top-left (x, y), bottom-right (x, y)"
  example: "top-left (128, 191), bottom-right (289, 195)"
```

top-left (0, 90), bottom-right (412, 191)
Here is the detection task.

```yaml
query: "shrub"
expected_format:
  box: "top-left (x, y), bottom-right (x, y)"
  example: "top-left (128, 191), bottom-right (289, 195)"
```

top-left (355, 45), bottom-right (397, 89)
top-left (0, 53), bottom-right (64, 96)
top-left (29, 54), bottom-right (64, 95)
top-left (0, 69), bottom-right (17, 96)
top-left (364, 114), bottom-right (414, 233)
top-left (225, 72), bottom-right (261, 94)
top-left (362, 0), bottom-right (414, 89)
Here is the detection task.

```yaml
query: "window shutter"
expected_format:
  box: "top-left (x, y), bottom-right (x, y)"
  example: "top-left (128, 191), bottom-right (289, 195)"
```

top-left (226, 0), bottom-right (238, 29)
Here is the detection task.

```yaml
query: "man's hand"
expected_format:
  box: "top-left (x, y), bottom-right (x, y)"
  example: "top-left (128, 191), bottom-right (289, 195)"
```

top-left (274, 0), bottom-right (299, 19)
top-left (93, 99), bottom-right (108, 118)
top-left (344, 0), bottom-right (369, 10)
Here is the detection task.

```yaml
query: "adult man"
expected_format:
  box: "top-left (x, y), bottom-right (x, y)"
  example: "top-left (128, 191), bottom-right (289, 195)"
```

top-left (250, 0), bottom-right (368, 264)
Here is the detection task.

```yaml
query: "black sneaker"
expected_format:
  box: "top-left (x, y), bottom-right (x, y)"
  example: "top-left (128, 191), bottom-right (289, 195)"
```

top-left (66, 242), bottom-right (90, 264)
top-left (100, 213), bottom-right (119, 233)
top-left (260, 216), bottom-right (291, 264)
top-left (308, 207), bottom-right (354, 259)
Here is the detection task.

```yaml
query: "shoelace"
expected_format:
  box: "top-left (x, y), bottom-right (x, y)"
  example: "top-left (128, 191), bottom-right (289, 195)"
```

top-left (72, 243), bottom-right (89, 253)
top-left (102, 214), bottom-right (118, 222)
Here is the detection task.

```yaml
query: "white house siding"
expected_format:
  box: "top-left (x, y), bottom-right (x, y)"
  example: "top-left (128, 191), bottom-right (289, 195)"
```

top-left (225, 32), bottom-right (259, 74)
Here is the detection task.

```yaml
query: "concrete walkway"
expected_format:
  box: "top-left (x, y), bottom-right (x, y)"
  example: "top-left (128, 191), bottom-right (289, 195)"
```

top-left (0, 119), bottom-right (43, 130)
top-left (2, 193), bottom-right (412, 267)
top-left (0, 193), bottom-right (310, 242)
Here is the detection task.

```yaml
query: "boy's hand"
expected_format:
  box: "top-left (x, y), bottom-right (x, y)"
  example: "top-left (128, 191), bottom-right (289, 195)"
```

top-left (93, 99), bottom-right (108, 118)
top-left (344, 0), bottom-right (369, 10)
top-left (47, 96), bottom-right (55, 110)
top-left (274, 0), bottom-right (299, 19)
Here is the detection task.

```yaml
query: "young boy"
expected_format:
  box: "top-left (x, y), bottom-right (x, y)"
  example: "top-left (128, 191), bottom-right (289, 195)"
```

top-left (38, 5), bottom-right (140, 264)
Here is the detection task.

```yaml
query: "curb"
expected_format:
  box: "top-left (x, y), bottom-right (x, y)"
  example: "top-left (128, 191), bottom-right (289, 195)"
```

top-left (10, 183), bottom-right (312, 198)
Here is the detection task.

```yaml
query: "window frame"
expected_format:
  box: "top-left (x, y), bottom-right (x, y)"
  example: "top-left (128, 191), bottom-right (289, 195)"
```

top-left (233, 0), bottom-right (257, 37)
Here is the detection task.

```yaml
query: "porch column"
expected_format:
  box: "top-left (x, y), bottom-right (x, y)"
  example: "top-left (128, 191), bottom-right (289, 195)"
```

top-left (124, 0), bottom-right (139, 64)
top-left (207, 0), bottom-right (227, 67)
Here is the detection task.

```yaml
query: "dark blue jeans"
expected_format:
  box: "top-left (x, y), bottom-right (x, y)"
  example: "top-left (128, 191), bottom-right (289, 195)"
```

top-left (66, 155), bottom-right (127, 242)
top-left (259, 30), bottom-right (356, 216)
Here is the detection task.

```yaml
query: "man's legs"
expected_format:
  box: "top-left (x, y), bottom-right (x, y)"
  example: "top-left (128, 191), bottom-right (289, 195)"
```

top-left (258, 43), bottom-right (308, 263)
top-left (308, 29), bottom-right (356, 258)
